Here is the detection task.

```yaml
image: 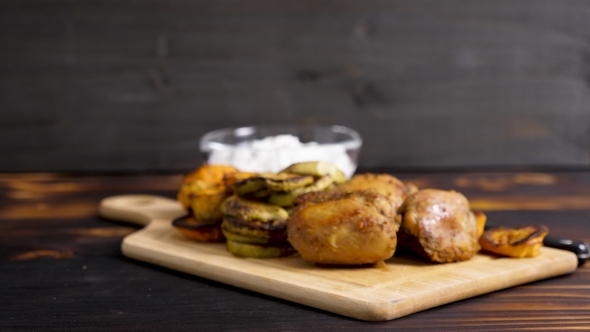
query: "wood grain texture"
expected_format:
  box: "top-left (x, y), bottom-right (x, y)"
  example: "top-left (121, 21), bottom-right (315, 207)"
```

top-left (2, 171), bottom-right (590, 330)
top-left (2, 1), bottom-right (590, 172)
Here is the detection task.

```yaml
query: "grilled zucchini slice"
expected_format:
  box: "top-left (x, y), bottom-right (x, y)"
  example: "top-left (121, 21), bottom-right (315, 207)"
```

top-left (268, 174), bottom-right (335, 207)
top-left (221, 216), bottom-right (288, 244)
top-left (280, 161), bottom-right (347, 184)
top-left (233, 173), bottom-right (314, 197)
top-left (226, 240), bottom-right (296, 258)
top-left (221, 195), bottom-right (289, 222)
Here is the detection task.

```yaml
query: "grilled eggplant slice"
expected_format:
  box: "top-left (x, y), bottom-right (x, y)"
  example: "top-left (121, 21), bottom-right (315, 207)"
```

top-left (172, 215), bottom-right (225, 242)
top-left (221, 195), bottom-right (289, 222)
top-left (480, 225), bottom-right (548, 258)
top-left (280, 161), bottom-right (347, 184)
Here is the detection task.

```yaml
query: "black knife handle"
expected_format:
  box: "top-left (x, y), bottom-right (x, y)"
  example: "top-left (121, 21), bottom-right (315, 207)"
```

top-left (484, 223), bottom-right (589, 267)
top-left (542, 236), bottom-right (590, 267)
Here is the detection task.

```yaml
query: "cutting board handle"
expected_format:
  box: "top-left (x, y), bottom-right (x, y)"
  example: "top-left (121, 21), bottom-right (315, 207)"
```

top-left (98, 194), bottom-right (187, 226)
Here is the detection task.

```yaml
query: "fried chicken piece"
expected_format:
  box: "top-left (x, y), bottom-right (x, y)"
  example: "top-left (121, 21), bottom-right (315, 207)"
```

top-left (398, 189), bottom-right (480, 263)
top-left (288, 190), bottom-right (401, 265)
top-left (337, 173), bottom-right (416, 211)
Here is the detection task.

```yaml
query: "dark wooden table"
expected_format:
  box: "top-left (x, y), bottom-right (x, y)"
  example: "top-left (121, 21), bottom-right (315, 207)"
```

top-left (2, 170), bottom-right (590, 331)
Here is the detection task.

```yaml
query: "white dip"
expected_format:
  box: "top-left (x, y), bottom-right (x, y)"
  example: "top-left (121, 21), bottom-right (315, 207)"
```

top-left (206, 134), bottom-right (357, 178)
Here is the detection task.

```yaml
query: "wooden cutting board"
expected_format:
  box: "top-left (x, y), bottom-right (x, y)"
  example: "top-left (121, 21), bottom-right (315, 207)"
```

top-left (99, 194), bottom-right (578, 321)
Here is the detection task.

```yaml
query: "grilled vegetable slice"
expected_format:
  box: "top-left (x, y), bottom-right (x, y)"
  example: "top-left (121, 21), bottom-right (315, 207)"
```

top-left (268, 174), bottom-right (335, 207)
top-left (221, 195), bottom-right (289, 222)
top-left (232, 173), bottom-right (314, 197)
top-left (222, 230), bottom-right (270, 245)
top-left (223, 171), bottom-right (259, 189)
top-left (172, 215), bottom-right (225, 242)
top-left (221, 216), bottom-right (288, 245)
top-left (264, 173), bottom-right (315, 191)
top-left (280, 161), bottom-right (347, 184)
top-left (226, 240), bottom-right (296, 258)
top-left (232, 177), bottom-right (267, 197)
top-left (480, 225), bottom-right (548, 258)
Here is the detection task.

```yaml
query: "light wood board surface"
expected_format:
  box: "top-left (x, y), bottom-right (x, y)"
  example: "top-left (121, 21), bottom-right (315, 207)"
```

top-left (99, 194), bottom-right (578, 321)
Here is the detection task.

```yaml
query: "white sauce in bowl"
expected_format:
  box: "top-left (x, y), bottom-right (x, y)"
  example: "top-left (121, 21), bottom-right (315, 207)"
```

top-left (206, 134), bottom-right (357, 178)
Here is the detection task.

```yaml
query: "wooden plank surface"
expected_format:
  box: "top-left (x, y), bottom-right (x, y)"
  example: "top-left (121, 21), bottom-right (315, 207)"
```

top-left (2, 1), bottom-right (590, 172)
top-left (2, 171), bottom-right (590, 329)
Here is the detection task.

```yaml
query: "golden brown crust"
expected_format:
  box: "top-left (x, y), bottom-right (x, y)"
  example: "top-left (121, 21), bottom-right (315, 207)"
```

top-left (473, 210), bottom-right (487, 238)
top-left (288, 190), bottom-right (400, 265)
top-left (177, 164), bottom-right (247, 222)
top-left (398, 189), bottom-right (480, 263)
top-left (182, 164), bottom-right (239, 185)
top-left (337, 173), bottom-right (411, 211)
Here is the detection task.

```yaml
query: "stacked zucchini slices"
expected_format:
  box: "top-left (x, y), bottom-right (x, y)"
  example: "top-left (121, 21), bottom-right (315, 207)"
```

top-left (219, 162), bottom-right (347, 258)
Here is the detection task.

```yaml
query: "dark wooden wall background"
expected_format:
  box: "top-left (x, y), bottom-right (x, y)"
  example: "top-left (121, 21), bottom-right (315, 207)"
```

top-left (2, 0), bottom-right (590, 172)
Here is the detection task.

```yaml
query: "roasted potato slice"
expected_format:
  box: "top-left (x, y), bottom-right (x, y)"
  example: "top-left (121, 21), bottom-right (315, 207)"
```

top-left (182, 164), bottom-right (239, 184)
top-left (177, 164), bottom-right (240, 210)
top-left (172, 215), bottom-right (225, 242)
top-left (473, 210), bottom-right (487, 238)
top-left (187, 185), bottom-right (229, 222)
top-left (177, 181), bottom-right (208, 209)
top-left (280, 161), bottom-right (347, 184)
top-left (480, 225), bottom-right (548, 258)
top-left (221, 195), bottom-right (289, 222)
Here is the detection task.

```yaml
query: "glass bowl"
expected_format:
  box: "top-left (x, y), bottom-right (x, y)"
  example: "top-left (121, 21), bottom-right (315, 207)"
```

top-left (199, 125), bottom-right (362, 178)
